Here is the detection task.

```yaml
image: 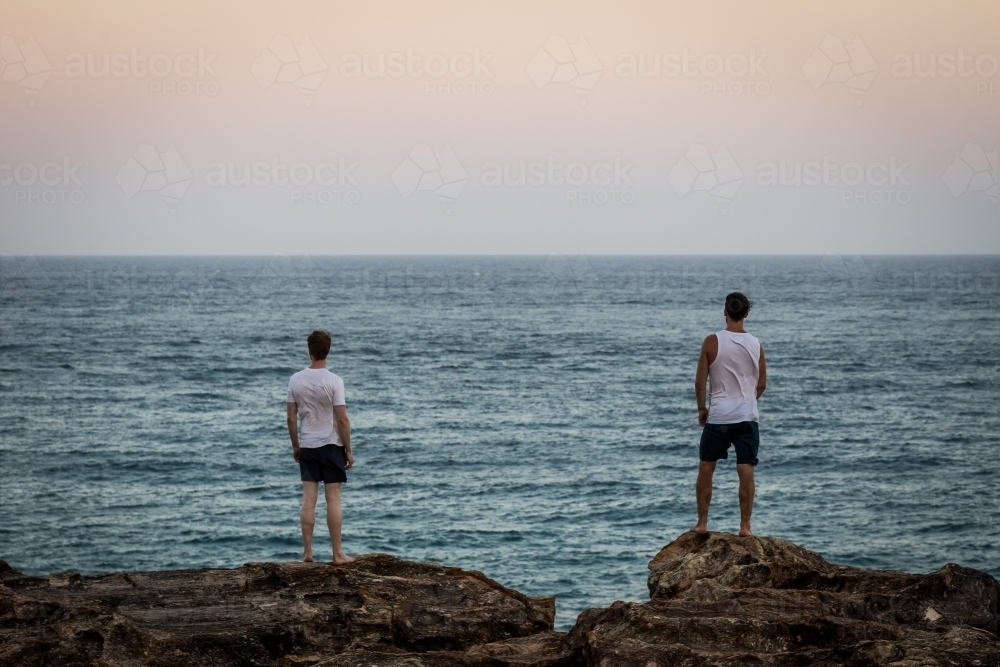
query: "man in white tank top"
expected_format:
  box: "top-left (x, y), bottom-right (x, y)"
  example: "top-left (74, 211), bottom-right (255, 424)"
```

top-left (693, 292), bottom-right (767, 537)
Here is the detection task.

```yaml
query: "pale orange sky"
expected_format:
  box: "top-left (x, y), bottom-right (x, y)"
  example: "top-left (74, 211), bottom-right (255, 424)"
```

top-left (1, 0), bottom-right (997, 254)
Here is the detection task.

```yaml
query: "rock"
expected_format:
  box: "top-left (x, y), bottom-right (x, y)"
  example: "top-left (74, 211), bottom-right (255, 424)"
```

top-left (570, 531), bottom-right (999, 666)
top-left (2, 535), bottom-right (997, 666)
top-left (0, 554), bottom-right (558, 667)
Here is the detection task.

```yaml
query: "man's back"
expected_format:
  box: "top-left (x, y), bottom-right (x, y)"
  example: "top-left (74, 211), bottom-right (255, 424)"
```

top-left (286, 368), bottom-right (346, 448)
top-left (693, 292), bottom-right (766, 537)
top-left (707, 329), bottom-right (761, 424)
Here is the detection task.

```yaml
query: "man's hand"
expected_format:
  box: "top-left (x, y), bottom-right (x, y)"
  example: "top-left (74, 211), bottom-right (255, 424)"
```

top-left (695, 334), bottom-right (716, 428)
top-left (287, 402), bottom-right (301, 463)
top-left (334, 405), bottom-right (352, 468)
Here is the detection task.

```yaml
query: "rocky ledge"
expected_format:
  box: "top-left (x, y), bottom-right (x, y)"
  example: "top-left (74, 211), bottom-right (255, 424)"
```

top-left (1, 532), bottom-right (997, 667)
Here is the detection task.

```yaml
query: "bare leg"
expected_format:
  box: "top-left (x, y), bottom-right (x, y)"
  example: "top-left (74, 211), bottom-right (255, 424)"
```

top-left (736, 463), bottom-right (755, 536)
top-left (325, 483), bottom-right (354, 565)
top-left (692, 460), bottom-right (716, 534)
top-left (300, 482), bottom-right (319, 562)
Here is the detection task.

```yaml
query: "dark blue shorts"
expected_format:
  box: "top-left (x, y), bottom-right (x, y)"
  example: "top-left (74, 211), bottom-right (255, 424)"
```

top-left (699, 421), bottom-right (759, 466)
top-left (299, 444), bottom-right (347, 484)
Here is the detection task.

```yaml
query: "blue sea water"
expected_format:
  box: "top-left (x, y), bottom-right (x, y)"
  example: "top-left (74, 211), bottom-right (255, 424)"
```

top-left (0, 255), bottom-right (997, 629)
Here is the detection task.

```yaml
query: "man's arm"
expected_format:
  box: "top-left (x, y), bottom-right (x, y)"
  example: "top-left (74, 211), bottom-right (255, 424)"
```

top-left (695, 334), bottom-right (718, 427)
top-left (335, 405), bottom-right (353, 469)
top-left (756, 345), bottom-right (767, 399)
top-left (286, 402), bottom-right (300, 462)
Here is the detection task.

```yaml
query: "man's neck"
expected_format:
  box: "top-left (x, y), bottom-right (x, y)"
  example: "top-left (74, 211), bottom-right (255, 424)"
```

top-left (725, 321), bottom-right (746, 333)
top-left (309, 360), bottom-right (327, 369)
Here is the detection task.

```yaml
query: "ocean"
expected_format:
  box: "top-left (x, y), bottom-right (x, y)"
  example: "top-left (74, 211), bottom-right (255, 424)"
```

top-left (0, 255), bottom-right (997, 629)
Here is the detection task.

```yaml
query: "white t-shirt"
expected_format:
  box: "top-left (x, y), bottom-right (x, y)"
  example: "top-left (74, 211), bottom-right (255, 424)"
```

top-left (286, 368), bottom-right (346, 449)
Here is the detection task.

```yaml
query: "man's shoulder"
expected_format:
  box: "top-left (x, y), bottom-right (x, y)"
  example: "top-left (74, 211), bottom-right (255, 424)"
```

top-left (314, 369), bottom-right (344, 385)
top-left (289, 368), bottom-right (344, 386)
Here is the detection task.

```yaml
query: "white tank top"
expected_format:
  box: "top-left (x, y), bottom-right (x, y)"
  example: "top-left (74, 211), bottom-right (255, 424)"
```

top-left (707, 329), bottom-right (761, 424)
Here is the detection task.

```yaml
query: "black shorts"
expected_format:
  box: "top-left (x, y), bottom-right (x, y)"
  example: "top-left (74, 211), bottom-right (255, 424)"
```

top-left (299, 444), bottom-right (347, 484)
top-left (699, 421), bottom-right (759, 466)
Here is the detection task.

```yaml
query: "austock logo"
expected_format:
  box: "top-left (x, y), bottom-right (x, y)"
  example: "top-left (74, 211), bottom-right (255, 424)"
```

top-left (756, 156), bottom-right (911, 205)
top-left (526, 35), bottom-right (603, 105)
top-left (392, 144), bottom-right (468, 215)
top-left (250, 254), bottom-right (317, 297)
top-left (204, 157), bottom-right (361, 204)
top-left (525, 254), bottom-right (600, 305)
top-left (252, 35), bottom-right (328, 99)
top-left (0, 253), bottom-right (43, 300)
top-left (813, 254), bottom-right (874, 296)
top-left (340, 48), bottom-right (495, 96)
top-left (802, 35), bottom-right (878, 106)
top-left (942, 143), bottom-right (998, 206)
top-left (64, 47), bottom-right (219, 96)
top-left (667, 144), bottom-right (743, 215)
top-left (479, 156), bottom-right (636, 205)
top-left (615, 47), bottom-right (770, 97)
top-left (891, 49), bottom-right (998, 95)
top-left (116, 143), bottom-right (193, 214)
top-left (0, 35), bottom-right (51, 104)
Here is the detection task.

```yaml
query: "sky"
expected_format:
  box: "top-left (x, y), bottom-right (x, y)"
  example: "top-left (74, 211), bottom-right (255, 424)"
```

top-left (0, 0), bottom-right (998, 255)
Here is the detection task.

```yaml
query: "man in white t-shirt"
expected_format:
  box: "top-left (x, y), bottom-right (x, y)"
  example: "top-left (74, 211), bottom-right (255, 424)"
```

top-left (286, 330), bottom-right (355, 564)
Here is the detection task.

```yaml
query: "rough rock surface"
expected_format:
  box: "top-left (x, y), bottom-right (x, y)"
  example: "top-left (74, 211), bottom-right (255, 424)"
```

top-left (0, 555), bottom-right (563, 667)
top-left (571, 531), bottom-right (999, 666)
top-left (2, 533), bottom-right (997, 666)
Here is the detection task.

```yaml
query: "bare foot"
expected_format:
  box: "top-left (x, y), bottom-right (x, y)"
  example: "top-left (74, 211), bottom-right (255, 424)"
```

top-left (691, 524), bottom-right (708, 535)
top-left (738, 527), bottom-right (753, 537)
top-left (332, 553), bottom-right (355, 565)
top-left (303, 553), bottom-right (313, 563)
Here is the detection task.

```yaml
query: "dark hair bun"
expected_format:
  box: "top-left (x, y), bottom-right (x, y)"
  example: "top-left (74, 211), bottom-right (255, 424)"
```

top-left (724, 292), bottom-right (752, 321)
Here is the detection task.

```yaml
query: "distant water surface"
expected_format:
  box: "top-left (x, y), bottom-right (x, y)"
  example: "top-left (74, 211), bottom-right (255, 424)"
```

top-left (0, 256), bottom-right (997, 629)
